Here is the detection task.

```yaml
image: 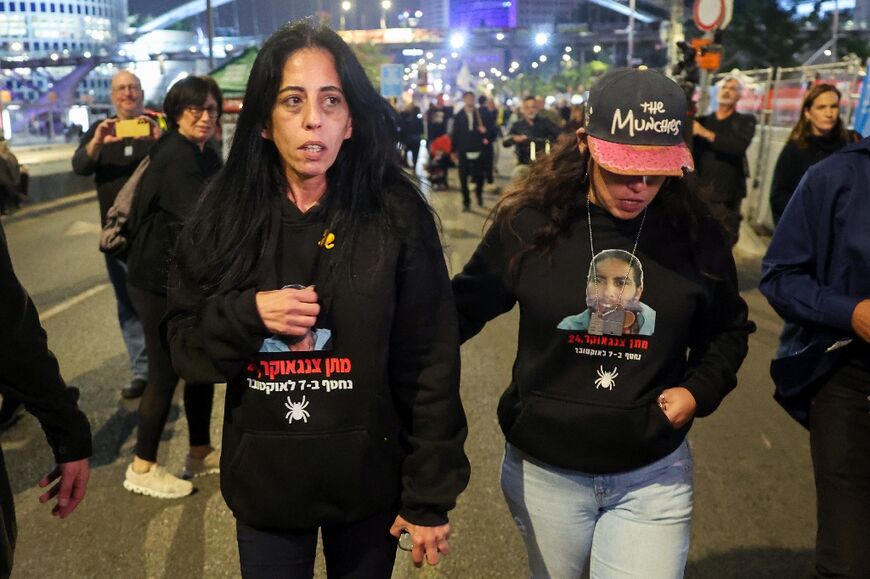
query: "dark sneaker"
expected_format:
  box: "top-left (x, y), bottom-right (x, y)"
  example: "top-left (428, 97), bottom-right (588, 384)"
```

top-left (121, 378), bottom-right (147, 399)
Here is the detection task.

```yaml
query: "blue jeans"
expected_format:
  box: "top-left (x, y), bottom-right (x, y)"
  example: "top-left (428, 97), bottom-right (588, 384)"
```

top-left (501, 440), bottom-right (694, 579)
top-left (104, 254), bottom-right (147, 380)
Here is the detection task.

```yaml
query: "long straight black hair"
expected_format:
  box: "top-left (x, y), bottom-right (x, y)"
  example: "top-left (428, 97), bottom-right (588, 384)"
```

top-left (178, 20), bottom-right (417, 294)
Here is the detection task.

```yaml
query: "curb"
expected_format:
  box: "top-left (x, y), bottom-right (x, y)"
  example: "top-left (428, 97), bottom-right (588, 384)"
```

top-left (1, 190), bottom-right (97, 224)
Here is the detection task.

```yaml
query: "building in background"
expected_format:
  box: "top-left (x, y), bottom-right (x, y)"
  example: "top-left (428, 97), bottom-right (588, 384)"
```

top-left (0, 0), bottom-right (126, 57)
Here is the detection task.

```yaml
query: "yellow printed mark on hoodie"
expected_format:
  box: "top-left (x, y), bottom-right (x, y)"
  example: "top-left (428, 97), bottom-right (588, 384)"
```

top-left (318, 230), bottom-right (336, 250)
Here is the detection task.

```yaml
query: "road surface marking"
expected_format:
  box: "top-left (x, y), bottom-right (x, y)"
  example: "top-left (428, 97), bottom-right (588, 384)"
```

top-left (41, 283), bottom-right (109, 321)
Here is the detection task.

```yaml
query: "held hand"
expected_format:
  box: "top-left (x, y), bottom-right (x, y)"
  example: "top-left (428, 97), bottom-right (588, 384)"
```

top-left (658, 387), bottom-right (697, 429)
top-left (390, 515), bottom-right (450, 567)
top-left (140, 115), bottom-right (163, 140)
top-left (255, 286), bottom-right (320, 336)
top-left (95, 119), bottom-right (123, 145)
top-left (38, 459), bottom-right (90, 518)
top-left (851, 299), bottom-right (870, 342)
top-left (86, 120), bottom-right (119, 157)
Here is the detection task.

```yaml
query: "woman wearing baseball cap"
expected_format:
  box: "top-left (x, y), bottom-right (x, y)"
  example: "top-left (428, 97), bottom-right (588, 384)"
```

top-left (453, 68), bottom-right (754, 577)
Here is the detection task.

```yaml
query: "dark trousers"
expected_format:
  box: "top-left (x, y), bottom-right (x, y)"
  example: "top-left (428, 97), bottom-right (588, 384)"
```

top-left (458, 153), bottom-right (484, 208)
top-left (0, 449), bottom-right (15, 579)
top-left (104, 254), bottom-right (148, 380)
top-left (401, 138), bottom-right (422, 170)
top-left (481, 142), bottom-right (494, 184)
top-left (127, 284), bottom-right (214, 462)
top-left (710, 197), bottom-right (742, 247)
top-left (810, 354), bottom-right (870, 578)
top-left (236, 509), bottom-right (398, 579)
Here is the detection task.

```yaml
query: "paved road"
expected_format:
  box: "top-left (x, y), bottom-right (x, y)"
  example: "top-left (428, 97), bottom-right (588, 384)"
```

top-left (1, 166), bottom-right (815, 578)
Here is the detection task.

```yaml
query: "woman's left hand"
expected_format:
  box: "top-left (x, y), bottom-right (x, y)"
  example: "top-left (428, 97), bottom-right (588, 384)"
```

top-left (389, 515), bottom-right (450, 567)
top-left (658, 387), bottom-right (697, 428)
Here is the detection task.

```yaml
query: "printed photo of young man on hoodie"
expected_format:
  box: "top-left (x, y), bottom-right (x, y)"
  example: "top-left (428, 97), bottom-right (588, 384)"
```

top-left (557, 249), bottom-right (657, 336)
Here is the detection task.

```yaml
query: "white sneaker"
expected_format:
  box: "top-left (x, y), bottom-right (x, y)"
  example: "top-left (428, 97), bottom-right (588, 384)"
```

top-left (123, 463), bottom-right (193, 499)
top-left (183, 449), bottom-right (220, 479)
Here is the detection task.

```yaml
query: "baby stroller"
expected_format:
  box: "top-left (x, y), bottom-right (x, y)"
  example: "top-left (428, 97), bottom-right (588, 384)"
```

top-left (425, 134), bottom-right (453, 190)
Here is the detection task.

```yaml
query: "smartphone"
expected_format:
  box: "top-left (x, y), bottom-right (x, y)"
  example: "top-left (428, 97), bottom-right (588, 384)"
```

top-left (114, 118), bottom-right (151, 139)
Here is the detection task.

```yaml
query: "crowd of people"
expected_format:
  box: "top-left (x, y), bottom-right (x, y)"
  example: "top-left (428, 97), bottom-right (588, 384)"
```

top-left (0, 19), bottom-right (867, 579)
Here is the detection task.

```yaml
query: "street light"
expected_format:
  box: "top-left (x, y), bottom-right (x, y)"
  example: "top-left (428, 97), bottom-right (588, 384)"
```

top-left (380, 0), bottom-right (392, 29)
top-left (535, 32), bottom-right (549, 46)
top-left (340, 1), bottom-right (351, 30)
top-left (592, 44), bottom-right (602, 54)
top-left (450, 33), bottom-right (466, 49)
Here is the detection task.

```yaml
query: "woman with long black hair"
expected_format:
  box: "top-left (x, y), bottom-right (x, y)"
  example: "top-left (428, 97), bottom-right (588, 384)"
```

top-left (453, 69), bottom-right (754, 578)
top-left (165, 21), bottom-right (469, 578)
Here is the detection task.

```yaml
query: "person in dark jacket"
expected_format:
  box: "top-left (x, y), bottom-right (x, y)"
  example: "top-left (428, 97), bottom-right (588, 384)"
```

top-left (769, 83), bottom-right (860, 224)
top-left (165, 22), bottom-right (469, 578)
top-left (453, 69), bottom-right (753, 578)
top-left (760, 137), bottom-right (870, 579)
top-left (0, 221), bottom-right (92, 578)
top-left (425, 93), bottom-right (453, 143)
top-left (478, 95), bottom-right (499, 185)
top-left (451, 91), bottom-right (489, 211)
top-left (71, 70), bottom-right (161, 400)
top-left (398, 102), bottom-right (424, 171)
top-left (692, 74), bottom-right (756, 246)
top-left (503, 95), bottom-right (561, 179)
top-left (123, 75), bottom-right (223, 500)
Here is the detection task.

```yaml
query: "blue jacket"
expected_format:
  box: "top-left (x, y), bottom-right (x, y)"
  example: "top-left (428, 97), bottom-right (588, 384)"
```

top-left (759, 137), bottom-right (870, 426)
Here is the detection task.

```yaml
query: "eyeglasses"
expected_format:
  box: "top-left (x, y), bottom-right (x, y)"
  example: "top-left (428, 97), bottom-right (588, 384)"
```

top-left (186, 105), bottom-right (220, 119)
top-left (112, 84), bottom-right (142, 93)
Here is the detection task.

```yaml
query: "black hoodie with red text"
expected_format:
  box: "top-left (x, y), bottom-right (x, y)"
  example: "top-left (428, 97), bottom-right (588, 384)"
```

top-left (453, 202), bottom-right (753, 474)
top-left (166, 191), bottom-right (469, 531)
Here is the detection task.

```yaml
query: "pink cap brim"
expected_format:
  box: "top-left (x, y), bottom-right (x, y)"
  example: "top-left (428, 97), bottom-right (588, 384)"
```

top-left (588, 136), bottom-right (694, 177)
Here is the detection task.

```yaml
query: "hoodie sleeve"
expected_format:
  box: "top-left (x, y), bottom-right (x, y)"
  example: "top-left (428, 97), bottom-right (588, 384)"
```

top-left (0, 223), bottom-right (92, 463)
top-left (452, 219), bottom-right (518, 343)
top-left (389, 202), bottom-right (470, 527)
top-left (165, 238), bottom-right (271, 384)
top-left (681, 226), bottom-right (755, 417)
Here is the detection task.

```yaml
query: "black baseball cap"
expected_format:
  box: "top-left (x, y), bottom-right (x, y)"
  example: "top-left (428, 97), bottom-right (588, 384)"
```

top-left (585, 68), bottom-right (694, 176)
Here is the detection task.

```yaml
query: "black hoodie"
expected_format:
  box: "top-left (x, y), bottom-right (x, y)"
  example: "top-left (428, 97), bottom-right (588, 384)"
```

top-left (453, 203), bottom-right (753, 474)
top-left (166, 192), bottom-right (469, 531)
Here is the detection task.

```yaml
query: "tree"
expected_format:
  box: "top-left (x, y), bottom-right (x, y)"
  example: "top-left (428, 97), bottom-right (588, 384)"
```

top-left (350, 42), bottom-right (389, 91)
top-left (714, 0), bottom-right (805, 69)
top-left (708, 0), bottom-right (869, 69)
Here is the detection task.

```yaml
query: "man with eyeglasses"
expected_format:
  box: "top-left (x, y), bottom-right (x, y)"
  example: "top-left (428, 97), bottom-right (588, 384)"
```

top-left (72, 70), bottom-right (163, 400)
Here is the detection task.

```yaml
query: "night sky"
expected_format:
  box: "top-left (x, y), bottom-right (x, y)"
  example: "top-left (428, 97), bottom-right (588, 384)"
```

top-left (127, 0), bottom-right (420, 36)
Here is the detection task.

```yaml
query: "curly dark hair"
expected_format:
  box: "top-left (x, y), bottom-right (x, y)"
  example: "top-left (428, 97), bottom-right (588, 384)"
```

top-left (493, 133), bottom-right (721, 277)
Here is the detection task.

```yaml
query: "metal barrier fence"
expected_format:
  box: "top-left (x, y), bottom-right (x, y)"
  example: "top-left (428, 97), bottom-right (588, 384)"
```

top-left (736, 58), bottom-right (865, 231)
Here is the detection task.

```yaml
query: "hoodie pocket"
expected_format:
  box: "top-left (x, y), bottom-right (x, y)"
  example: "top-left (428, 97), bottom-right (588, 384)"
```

top-left (505, 392), bottom-right (682, 474)
top-left (222, 428), bottom-right (402, 530)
